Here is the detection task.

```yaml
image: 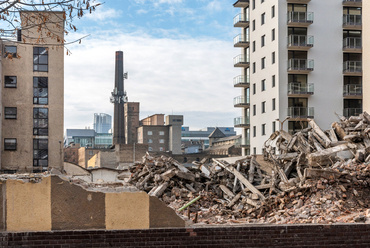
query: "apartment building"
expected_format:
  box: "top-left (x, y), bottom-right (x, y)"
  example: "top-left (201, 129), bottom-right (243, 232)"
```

top-left (233, 0), bottom-right (363, 155)
top-left (1, 11), bottom-right (64, 172)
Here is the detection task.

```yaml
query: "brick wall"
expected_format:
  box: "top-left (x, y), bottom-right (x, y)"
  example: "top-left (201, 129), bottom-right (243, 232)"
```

top-left (1, 224), bottom-right (370, 247)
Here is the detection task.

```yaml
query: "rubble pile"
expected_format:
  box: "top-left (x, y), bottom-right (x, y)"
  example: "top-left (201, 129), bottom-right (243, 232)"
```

top-left (127, 112), bottom-right (370, 225)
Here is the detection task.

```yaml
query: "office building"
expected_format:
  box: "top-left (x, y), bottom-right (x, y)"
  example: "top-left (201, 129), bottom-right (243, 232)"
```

top-left (233, 0), bottom-right (363, 155)
top-left (93, 113), bottom-right (112, 134)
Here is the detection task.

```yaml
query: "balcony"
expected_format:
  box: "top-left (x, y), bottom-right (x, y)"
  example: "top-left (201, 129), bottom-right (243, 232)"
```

top-left (287, 35), bottom-right (314, 50)
top-left (343, 84), bottom-right (362, 99)
top-left (234, 95), bottom-right (250, 108)
top-left (234, 13), bottom-right (249, 28)
top-left (234, 34), bottom-right (250, 48)
top-left (234, 116), bottom-right (250, 128)
top-left (288, 107), bottom-right (314, 119)
top-left (343, 37), bottom-right (362, 53)
top-left (342, 0), bottom-right (362, 7)
top-left (287, 11), bottom-right (313, 27)
top-left (234, 137), bottom-right (250, 148)
top-left (287, 59), bottom-right (314, 74)
top-left (233, 0), bottom-right (249, 8)
top-left (343, 14), bottom-right (362, 30)
top-left (343, 108), bottom-right (362, 118)
top-left (343, 61), bottom-right (362, 76)
top-left (287, 83), bottom-right (314, 97)
top-left (287, 0), bottom-right (311, 3)
top-left (234, 75), bottom-right (250, 88)
top-left (234, 54), bottom-right (250, 68)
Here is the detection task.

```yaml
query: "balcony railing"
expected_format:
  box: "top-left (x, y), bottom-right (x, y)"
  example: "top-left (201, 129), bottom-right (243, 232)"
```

top-left (287, 11), bottom-right (314, 25)
top-left (234, 95), bottom-right (250, 107)
top-left (234, 54), bottom-right (250, 67)
top-left (234, 137), bottom-right (250, 147)
top-left (342, 0), bottom-right (362, 7)
top-left (287, 59), bottom-right (314, 72)
top-left (234, 34), bottom-right (250, 47)
top-left (234, 13), bottom-right (249, 27)
top-left (343, 61), bottom-right (362, 74)
top-left (233, 75), bottom-right (250, 87)
top-left (343, 84), bottom-right (362, 97)
top-left (343, 108), bottom-right (362, 117)
top-left (343, 37), bottom-right (361, 50)
top-left (288, 83), bottom-right (314, 96)
top-left (287, 35), bottom-right (314, 48)
top-left (287, 107), bottom-right (314, 118)
top-left (343, 14), bottom-right (362, 27)
top-left (234, 116), bottom-right (250, 127)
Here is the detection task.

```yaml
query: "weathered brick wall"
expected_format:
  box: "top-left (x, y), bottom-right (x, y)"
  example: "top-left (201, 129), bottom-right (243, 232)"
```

top-left (1, 224), bottom-right (370, 247)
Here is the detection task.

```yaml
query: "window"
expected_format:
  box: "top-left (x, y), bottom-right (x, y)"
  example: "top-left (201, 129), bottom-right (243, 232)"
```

top-left (159, 131), bottom-right (164, 135)
top-left (253, 83), bottom-right (256, 94)
top-left (4, 138), bottom-right (16, 150)
top-left (148, 131), bottom-right (152, 135)
top-left (261, 57), bottom-right (266, 69)
top-left (33, 108), bottom-right (48, 136)
top-left (252, 41), bottom-right (256, 52)
top-left (33, 77), bottom-right (48, 105)
top-left (261, 79), bottom-right (266, 91)
top-left (253, 105), bottom-right (256, 116)
top-left (272, 98), bottom-right (276, 110)
top-left (253, 62), bottom-right (256, 73)
top-left (159, 139), bottom-right (165, 143)
top-left (33, 47), bottom-right (48, 72)
top-left (4, 107), bottom-right (16, 119)
top-left (159, 147), bottom-right (164, 152)
top-left (148, 147), bottom-right (153, 151)
top-left (253, 147), bottom-right (256, 154)
top-left (148, 139), bottom-right (153, 143)
top-left (272, 52), bottom-right (275, 64)
top-left (33, 139), bottom-right (48, 170)
top-left (272, 5), bottom-right (275, 18)
top-left (4, 46), bottom-right (17, 58)
top-left (261, 35), bottom-right (265, 47)
top-left (262, 101), bottom-right (266, 113)
top-left (253, 126), bottom-right (256, 137)
top-left (252, 0), bottom-right (255, 9)
top-left (272, 28), bottom-right (275, 41)
top-left (262, 124), bottom-right (266, 136)
top-left (252, 20), bottom-right (255, 31)
top-left (261, 13), bottom-right (265, 25)
top-left (4, 76), bottom-right (16, 88)
top-left (272, 121), bottom-right (276, 132)
top-left (272, 75), bottom-right (276, 87)
top-left (261, 0), bottom-right (264, 3)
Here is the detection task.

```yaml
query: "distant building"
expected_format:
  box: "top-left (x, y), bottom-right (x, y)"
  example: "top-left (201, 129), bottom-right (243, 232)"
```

top-left (63, 143), bottom-right (80, 164)
top-left (181, 127), bottom-right (237, 149)
top-left (93, 113), bottom-right (112, 134)
top-left (205, 128), bottom-right (242, 156)
top-left (181, 140), bottom-right (204, 154)
top-left (64, 129), bottom-right (96, 148)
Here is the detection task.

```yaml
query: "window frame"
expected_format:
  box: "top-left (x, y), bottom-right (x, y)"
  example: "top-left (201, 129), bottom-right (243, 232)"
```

top-left (261, 57), bottom-right (266, 69)
top-left (33, 77), bottom-right (48, 105)
top-left (272, 28), bottom-right (275, 41)
top-left (252, 20), bottom-right (256, 31)
top-left (272, 52), bottom-right (275, 64)
top-left (253, 126), bottom-right (256, 137)
top-left (33, 138), bottom-right (48, 170)
top-left (33, 108), bottom-right (48, 136)
top-left (253, 83), bottom-right (256, 94)
top-left (272, 98), bottom-right (276, 111)
top-left (262, 124), bottom-right (266, 136)
top-left (272, 5), bottom-right (275, 18)
top-left (262, 101), bottom-right (266, 113)
top-left (4, 46), bottom-right (17, 58)
top-left (253, 104), bottom-right (256, 116)
top-left (261, 79), bottom-right (266, 91)
top-left (148, 139), bottom-right (153, 143)
top-left (261, 12), bottom-right (265, 25)
top-left (272, 75), bottom-right (276, 87)
top-left (4, 76), bottom-right (17, 88)
top-left (261, 35), bottom-right (265, 47)
top-left (33, 47), bottom-right (48, 72)
top-left (4, 107), bottom-right (17, 119)
top-left (147, 131), bottom-right (153, 135)
top-left (4, 138), bottom-right (17, 150)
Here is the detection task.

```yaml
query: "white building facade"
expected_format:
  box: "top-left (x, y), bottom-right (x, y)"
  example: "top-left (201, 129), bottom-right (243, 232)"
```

top-left (233, 0), bottom-right (362, 155)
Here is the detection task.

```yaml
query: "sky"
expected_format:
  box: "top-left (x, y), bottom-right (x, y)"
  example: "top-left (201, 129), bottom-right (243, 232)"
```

top-left (64, 0), bottom-right (241, 132)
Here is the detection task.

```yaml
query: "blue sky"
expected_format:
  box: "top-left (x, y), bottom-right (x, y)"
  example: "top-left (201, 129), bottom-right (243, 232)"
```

top-left (64, 0), bottom-right (241, 131)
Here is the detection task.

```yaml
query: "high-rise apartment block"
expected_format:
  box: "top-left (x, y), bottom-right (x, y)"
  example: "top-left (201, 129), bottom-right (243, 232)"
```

top-left (233, 0), bottom-right (363, 155)
top-left (93, 113), bottom-right (112, 133)
top-left (1, 11), bottom-right (64, 173)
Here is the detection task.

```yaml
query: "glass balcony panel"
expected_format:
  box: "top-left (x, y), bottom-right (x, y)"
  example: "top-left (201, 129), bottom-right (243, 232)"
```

top-left (234, 95), bottom-right (250, 105)
top-left (343, 37), bottom-right (361, 49)
top-left (234, 137), bottom-right (250, 147)
top-left (287, 59), bottom-right (314, 71)
top-left (343, 84), bottom-right (362, 96)
top-left (233, 34), bottom-right (250, 45)
top-left (287, 107), bottom-right (314, 118)
top-left (234, 54), bottom-right (250, 66)
top-left (234, 13), bottom-right (249, 25)
top-left (288, 83), bottom-right (314, 95)
top-left (234, 116), bottom-right (250, 126)
top-left (343, 61), bottom-right (362, 73)
top-left (343, 108), bottom-right (362, 117)
top-left (233, 75), bottom-right (250, 86)
top-left (287, 11), bottom-right (314, 24)
top-left (287, 35), bottom-right (314, 47)
top-left (343, 14), bottom-right (362, 26)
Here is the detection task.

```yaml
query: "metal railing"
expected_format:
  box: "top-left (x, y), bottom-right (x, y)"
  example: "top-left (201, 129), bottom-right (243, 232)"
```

top-left (234, 95), bottom-right (250, 106)
top-left (234, 13), bottom-right (249, 25)
top-left (287, 59), bottom-right (314, 71)
top-left (234, 34), bottom-right (250, 45)
top-left (288, 83), bottom-right (314, 95)
top-left (234, 54), bottom-right (250, 65)
top-left (343, 84), bottom-right (362, 96)
top-left (233, 75), bottom-right (250, 86)
top-left (234, 137), bottom-right (250, 147)
top-left (287, 107), bottom-right (314, 118)
top-left (287, 35), bottom-right (314, 47)
top-left (343, 14), bottom-right (362, 26)
top-left (343, 37), bottom-right (361, 49)
top-left (234, 116), bottom-right (250, 126)
top-left (343, 108), bottom-right (362, 117)
top-left (343, 61), bottom-right (362, 73)
top-left (287, 11), bottom-right (314, 24)
top-left (343, 0), bottom-right (362, 3)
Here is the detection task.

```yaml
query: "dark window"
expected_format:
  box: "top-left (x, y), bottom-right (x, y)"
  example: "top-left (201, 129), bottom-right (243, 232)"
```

top-left (272, 28), bottom-right (275, 41)
top-left (272, 5), bottom-right (275, 18)
top-left (262, 124), bottom-right (266, 135)
top-left (261, 35), bottom-right (265, 47)
top-left (253, 126), bottom-right (256, 137)
top-left (261, 13), bottom-right (265, 25)
top-left (252, 0), bottom-right (255, 9)
top-left (261, 0), bottom-right (264, 3)
top-left (261, 57), bottom-right (266, 69)
top-left (4, 76), bottom-right (16, 88)
top-left (33, 47), bottom-right (48, 72)
top-left (261, 79), bottom-right (266, 91)
top-left (262, 101), bottom-right (266, 113)
top-left (33, 108), bottom-right (48, 136)
top-left (272, 98), bottom-right (276, 110)
top-left (33, 77), bottom-right (48, 104)
top-left (33, 139), bottom-right (48, 170)
top-left (253, 41), bottom-right (256, 52)
top-left (253, 62), bottom-right (256, 73)
top-left (253, 104), bottom-right (256, 116)
top-left (4, 107), bottom-right (17, 119)
top-left (4, 138), bottom-right (16, 150)
top-left (253, 83), bottom-right (256, 94)
top-left (272, 75), bottom-right (276, 87)
top-left (253, 147), bottom-right (256, 154)
top-left (272, 121), bottom-right (276, 132)
top-left (252, 20), bottom-right (256, 31)
top-left (4, 46), bottom-right (17, 58)
top-left (272, 52), bottom-right (275, 64)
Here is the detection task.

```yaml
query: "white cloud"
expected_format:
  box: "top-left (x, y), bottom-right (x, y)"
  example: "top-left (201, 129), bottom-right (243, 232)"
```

top-left (85, 6), bottom-right (121, 21)
top-left (205, 0), bottom-right (223, 12)
top-left (64, 31), bottom-right (239, 130)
